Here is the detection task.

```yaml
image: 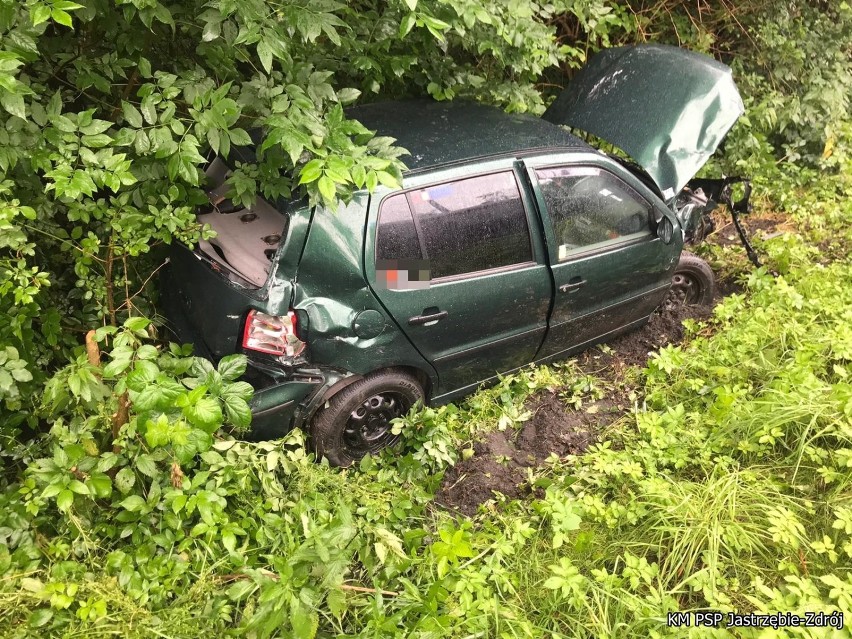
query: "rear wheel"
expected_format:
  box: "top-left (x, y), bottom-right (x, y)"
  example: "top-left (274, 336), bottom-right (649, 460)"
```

top-left (310, 370), bottom-right (424, 467)
top-left (666, 252), bottom-right (715, 309)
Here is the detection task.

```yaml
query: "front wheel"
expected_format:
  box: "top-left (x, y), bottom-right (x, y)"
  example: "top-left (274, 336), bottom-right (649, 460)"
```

top-left (310, 370), bottom-right (424, 467)
top-left (666, 252), bottom-right (715, 309)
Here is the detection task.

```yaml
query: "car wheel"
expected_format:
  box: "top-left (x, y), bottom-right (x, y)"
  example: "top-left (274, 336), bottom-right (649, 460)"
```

top-left (666, 252), bottom-right (715, 309)
top-left (310, 370), bottom-right (424, 467)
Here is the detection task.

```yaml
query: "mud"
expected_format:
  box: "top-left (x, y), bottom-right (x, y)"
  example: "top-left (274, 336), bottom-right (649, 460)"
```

top-left (709, 211), bottom-right (796, 248)
top-left (435, 301), bottom-right (715, 516)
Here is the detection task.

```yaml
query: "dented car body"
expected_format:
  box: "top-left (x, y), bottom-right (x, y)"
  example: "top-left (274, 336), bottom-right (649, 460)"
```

top-left (161, 44), bottom-right (744, 465)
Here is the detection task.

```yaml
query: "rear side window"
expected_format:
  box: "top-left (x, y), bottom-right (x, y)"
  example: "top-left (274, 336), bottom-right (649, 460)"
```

top-left (378, 171), bottom-right (533, 281)
top-left (376, 193), bottom-right (421, 261)
top-left (535, 166), bottom-right (651, 260)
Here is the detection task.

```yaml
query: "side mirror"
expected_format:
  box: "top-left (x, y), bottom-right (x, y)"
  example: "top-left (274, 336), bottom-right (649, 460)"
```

top-left (657, 217), bottom-right (674, 244)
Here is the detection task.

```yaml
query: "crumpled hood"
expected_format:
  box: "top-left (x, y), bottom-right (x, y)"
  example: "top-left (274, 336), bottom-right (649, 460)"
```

top-left (543, 44), bottom-right (744, 200)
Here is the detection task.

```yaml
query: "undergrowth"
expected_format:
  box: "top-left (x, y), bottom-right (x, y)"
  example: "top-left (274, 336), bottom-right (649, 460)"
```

top-left (0, 176), bottom-right (850, 637)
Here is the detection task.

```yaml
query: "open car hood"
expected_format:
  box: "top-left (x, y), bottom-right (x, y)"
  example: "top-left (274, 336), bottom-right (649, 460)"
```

top-left (543, 44), bottom-right (743, 200)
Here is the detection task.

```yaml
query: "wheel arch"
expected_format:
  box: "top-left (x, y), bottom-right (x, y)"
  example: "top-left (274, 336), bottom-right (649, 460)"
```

top-left (308, 365), bottom-right (432, 422)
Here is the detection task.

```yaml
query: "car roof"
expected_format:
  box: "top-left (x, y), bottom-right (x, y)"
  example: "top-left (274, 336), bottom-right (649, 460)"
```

top-left (346, 99), bottom-right (591, 173)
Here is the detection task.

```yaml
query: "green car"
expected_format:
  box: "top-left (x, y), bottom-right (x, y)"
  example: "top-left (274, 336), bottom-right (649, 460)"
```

top-left (161, 45), bottom-right (745, 465)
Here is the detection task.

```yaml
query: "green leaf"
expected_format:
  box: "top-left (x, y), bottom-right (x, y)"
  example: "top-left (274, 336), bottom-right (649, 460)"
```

top-left (138, 57), bottom-right (152, 78)
top-left (1, 92), bottom-right (25, 119)
top-left (69, 480), bottom-right (89, 495)
top-left (171, 493), bottom-right (187, 514)
top-left (257, 41), bottom-right (273, 74)
top-left (336, 88), bottom-right (361, 104)
top-left (51, 8), bottom-right (74, 27)
top-left (376, 171), bottom-right (399, 189)
top-left (228, 128), bottom-right (252, 146)
top-left (351, 164), bottom-right (366, 188)
top-left (124, 316), bottom-right (151, 333)
top-left (222, 380), bottom-right (253, 401)
top-left (399, 12), bottom-right (416, 38)
top-left (290, 602), bottom-right (318, 639)
top-left (122, 101), bottom-right (143, 128)
top-left (217, 354), bottom-right (247, 381)
top-left (140, 96), bottom-right (157, 125)
top-left (114, 467), bottom-right (136, 494)
top-left (82, 133), bottom-right (111, 148)
top-left (184, 397), bottom-right (223, 431)
top-left (206, 128), bottom-right (220, 155)
top-left (103, 356), bottom-right (131, 378)
top-left (135, 454), bottom-right (158, 478)
top-left (119, 495), bottom-right (146, 512)
top-left (52, 114), bottom-right (76, 132)
top-left (80, 119), bottom-right (111, 135)
top-left (88, 473), bottom-right (112, 499)
top-left (317, 175), bottom-right (336, 202)
top-left (136, 345), bottom-right (158, 360)
top-left (223, 395), bottom-right (252, 428)
top-left (28, 608), bottom-right (53, 628)
top-left (134, 129), bottom-right (150, 154)
top-left (543, 576), bottom-right (564, 590)
top-left (299, 160), bottom-right (323, 184)
top-left (56, 489), bottom-right (73, 511)
top-left (31, 5), bottom-right (51, 25)
top-left (202, 20), bottom-right (220, 42)
top-left (404, 0), bottom-right (418, 10)
top-left (365, 170), bottom-right (378, 192)
top-left (145, 415), bottom-right (171, 447)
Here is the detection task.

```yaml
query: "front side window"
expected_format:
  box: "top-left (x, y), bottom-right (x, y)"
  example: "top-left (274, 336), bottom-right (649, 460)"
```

top-left (535, 166), bottom-right (651, 260)
top-left (375, 171), bottom-right (533, 283)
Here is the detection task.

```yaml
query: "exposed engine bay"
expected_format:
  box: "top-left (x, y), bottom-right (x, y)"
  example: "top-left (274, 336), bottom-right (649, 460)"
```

top-left (675, 176), bottom-right (760, 266)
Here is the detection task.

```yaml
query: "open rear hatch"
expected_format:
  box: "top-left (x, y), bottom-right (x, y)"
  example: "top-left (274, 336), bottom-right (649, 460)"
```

top-left (162, 157), bottom-right (293, 359)
top-left (543, 44), bottom-right (744, 200)
top-left (195, 157), bottom-right (287, 288)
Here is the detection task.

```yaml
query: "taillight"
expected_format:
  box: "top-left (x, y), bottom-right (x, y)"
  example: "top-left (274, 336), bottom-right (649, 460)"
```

top-left (242, 310), bottom-right (306, 357)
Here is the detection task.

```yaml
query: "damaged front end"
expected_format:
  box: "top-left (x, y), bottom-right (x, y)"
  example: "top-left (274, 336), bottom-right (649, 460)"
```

top-left (675, 176), bottom-right (762, 266)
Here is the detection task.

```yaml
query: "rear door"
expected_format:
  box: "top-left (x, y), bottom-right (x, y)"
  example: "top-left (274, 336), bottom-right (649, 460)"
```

top-left (524, 156), bottom-right (681, 361)
top-left (366, 162), bottom-right (552, 397)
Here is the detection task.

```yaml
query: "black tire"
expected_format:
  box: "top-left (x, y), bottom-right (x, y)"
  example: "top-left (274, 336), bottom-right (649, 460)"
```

top-left (310, 369), bottom-right (424, 467)
top-left (667, 252), bottom-right (715, 308)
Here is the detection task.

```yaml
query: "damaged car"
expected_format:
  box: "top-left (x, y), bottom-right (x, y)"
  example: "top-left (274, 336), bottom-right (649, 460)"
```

top-left (161, 44), bottom-right (749, 466)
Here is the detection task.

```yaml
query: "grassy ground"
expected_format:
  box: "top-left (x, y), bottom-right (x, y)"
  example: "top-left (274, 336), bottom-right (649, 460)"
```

top-left (1, 177), bottom-right (851, 638)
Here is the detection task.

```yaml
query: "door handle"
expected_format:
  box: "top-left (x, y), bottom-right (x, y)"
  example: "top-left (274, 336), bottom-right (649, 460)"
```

top-left (559, 279), bottom-right (586, 293)
top-left (408, 310), bottom-right (448, 326)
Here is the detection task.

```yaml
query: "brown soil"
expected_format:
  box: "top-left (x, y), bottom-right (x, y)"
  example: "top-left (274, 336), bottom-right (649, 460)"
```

top-left (435, 300), bottom-right (717, 517)
top-left (708, 211), bottom-right (796, 248)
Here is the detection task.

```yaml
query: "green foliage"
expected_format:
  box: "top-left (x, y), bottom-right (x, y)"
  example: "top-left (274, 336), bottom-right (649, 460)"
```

top-left (1, 0), bottom-right (851, 636)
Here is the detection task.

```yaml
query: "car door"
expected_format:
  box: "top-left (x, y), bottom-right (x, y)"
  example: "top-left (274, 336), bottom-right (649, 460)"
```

top-left (525, 158), bottom-right (682, 362)
top-left (366, 165), bottom-right (552, 397)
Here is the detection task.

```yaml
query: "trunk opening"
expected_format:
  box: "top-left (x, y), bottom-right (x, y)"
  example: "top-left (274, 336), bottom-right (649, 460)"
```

top-left (195, 157), bottom-right (289, 288)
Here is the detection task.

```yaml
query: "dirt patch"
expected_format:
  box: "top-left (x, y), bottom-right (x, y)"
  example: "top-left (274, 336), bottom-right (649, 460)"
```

top-left (436, 393), bottom-right (628, 516)
top-left (574, 298), bottom-right (712, 378)
top-left (709, 211), bottom-right (796, 248)
top-left (435, 300), bottom-right (716, 516)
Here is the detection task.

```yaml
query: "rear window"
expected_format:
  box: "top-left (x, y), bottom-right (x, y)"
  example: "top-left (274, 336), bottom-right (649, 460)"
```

top-left (376, 171), bottom-right (533, 281)
top-left (376, 193), bottom-right (421, 261)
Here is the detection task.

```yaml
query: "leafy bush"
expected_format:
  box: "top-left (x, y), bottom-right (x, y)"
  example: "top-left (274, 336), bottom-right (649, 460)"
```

top-left (1, 0), bottom-right (851, 637)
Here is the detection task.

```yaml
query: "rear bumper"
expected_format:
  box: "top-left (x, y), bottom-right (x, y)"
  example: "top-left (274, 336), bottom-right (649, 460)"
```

top-left (247, 374), bottom-right (323, 440)
top-left (159, 263), bottom-right (323, 438)
top-left (159, 264), bottom-right (357, 440)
